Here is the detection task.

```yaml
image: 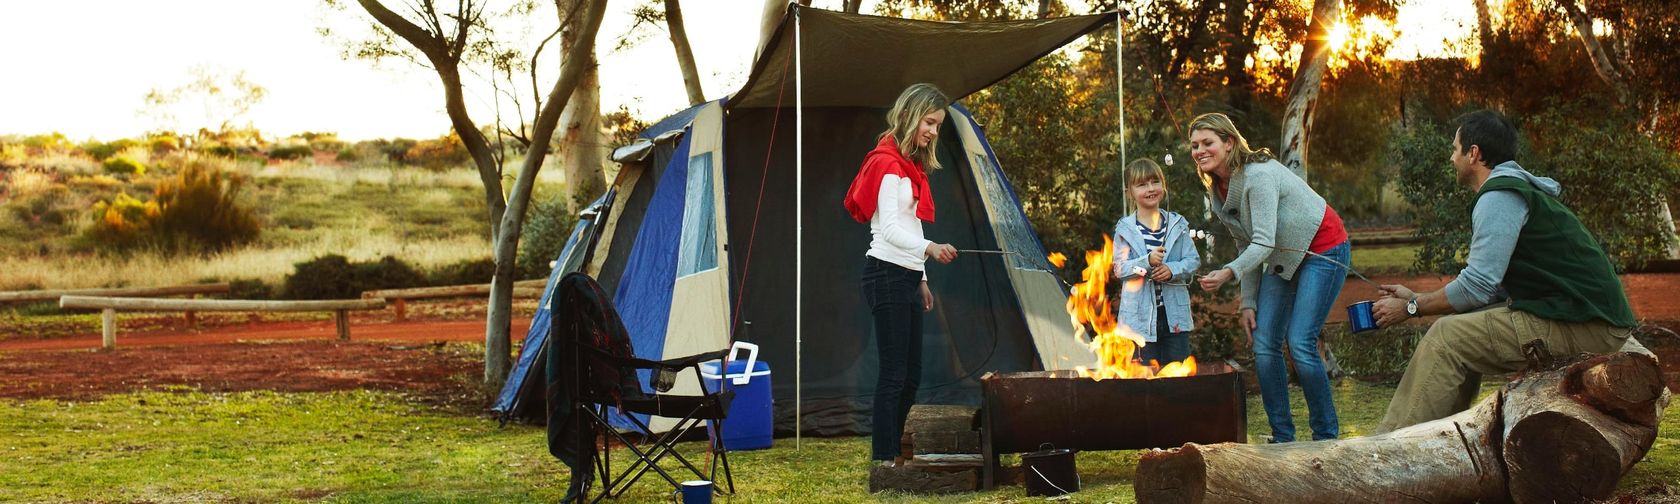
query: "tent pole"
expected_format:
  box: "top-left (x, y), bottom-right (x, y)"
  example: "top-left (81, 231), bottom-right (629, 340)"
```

top-left (793, 4), bottom-right (804, 450)
top-left (1116, 13), bottom-right (1126, 169)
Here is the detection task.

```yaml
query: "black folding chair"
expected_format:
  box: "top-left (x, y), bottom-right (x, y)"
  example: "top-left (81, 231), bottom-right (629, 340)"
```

top-left (546, 272), bottom-right (736, 503)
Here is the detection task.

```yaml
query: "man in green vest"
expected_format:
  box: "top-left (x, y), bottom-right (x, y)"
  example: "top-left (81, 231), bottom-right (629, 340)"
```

top-left (1368, 109), bottom-right (1649, 432)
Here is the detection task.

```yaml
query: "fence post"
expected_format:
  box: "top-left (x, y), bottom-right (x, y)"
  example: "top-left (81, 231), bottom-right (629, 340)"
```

top-left (335, 310), bottom-right (350, 341)
top-left (393, 298), bottom-right (407, 321)
top-left (101, 308), bottom-right (116, 350)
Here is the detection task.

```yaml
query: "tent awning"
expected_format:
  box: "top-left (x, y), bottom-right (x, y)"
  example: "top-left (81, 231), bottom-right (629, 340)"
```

top-left (729, 5), bottom-right (1116, 109)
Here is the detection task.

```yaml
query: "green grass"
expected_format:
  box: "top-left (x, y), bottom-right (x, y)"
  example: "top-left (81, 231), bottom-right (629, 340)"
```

top-left (1350, 243), bottom-right (1421, 276)
top-left (2, 379), bottom-right (1673, 503)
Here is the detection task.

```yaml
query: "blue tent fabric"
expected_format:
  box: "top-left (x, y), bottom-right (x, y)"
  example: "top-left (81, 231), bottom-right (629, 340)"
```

top-left (638, 102), bottom-right (707, 141)
top-left (493, 195), bottom-right (606, 418)
top-left (490, 243), bottom-right (577, 413)
top-left (604, 131), bottom-right (693, 429)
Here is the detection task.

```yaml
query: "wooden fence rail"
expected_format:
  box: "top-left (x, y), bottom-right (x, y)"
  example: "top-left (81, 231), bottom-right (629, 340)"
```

top-left (0, 283), bottom-right (230, 304)
top-left (362, 279), bottom-right (547, 320)
top-left (59, 296), bottom-right (386, 349)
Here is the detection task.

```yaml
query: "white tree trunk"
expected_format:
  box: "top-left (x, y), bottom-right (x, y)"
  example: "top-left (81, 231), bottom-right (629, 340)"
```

top-left (484, 0), bottom-right (607, 393)
top-left (665, 0), bottom-right (705, 106)
top-left (1555, 0), bottom-right (1678, 259)
top-left (559, 0), bottom-right (607, 213)
top-left (1277, 0), bottom-right (1342, 181)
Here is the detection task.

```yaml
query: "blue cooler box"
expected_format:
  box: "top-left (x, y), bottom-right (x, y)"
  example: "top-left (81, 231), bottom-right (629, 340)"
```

top-left (700, 357), bottom-right (773, 451)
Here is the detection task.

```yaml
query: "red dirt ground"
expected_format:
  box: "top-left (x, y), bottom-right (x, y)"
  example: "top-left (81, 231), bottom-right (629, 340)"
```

top-left (1, 275), bottom-right (1676, 403)
top-left (0, 307), bottom-right (531, 402)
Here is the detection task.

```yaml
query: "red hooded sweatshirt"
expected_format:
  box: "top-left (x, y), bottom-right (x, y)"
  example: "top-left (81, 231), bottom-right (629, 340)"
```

top-left (843, 135), bottom-right (935, 223)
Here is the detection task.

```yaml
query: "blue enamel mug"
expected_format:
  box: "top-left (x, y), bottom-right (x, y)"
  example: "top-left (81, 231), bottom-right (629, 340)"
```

top-left (1347, 300), bottom-right (1378, 333)
top-left (671, 480), bottom-right (712, 504)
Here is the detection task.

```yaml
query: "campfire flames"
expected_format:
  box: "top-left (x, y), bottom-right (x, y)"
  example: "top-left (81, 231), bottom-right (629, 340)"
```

top-left (1065, 236), bottom-right (1197, 380)
top-left (1046, 252), bottom-right (1067, 269)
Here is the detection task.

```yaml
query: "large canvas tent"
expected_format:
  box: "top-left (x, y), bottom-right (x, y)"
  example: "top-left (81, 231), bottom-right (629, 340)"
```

top-left (495, 4), bottom-right (1115, 436)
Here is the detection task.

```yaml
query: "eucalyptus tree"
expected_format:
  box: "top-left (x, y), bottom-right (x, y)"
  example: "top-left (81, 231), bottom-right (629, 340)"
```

top-left (322, 0), bottom-right (609, 392)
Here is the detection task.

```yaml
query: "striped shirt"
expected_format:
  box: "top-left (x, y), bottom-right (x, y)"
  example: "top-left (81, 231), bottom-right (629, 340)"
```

top-left (1136, 219), bottom-right (1166, 307)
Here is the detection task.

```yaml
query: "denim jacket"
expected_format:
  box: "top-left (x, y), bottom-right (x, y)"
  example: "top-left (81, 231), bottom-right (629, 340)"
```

top-left (1112, 210), bottom-right (1199, 341)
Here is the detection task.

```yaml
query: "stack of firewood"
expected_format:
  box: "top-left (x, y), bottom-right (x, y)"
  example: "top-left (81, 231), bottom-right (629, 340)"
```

top-left (868, 404), bottom-right (984, 494)
top-left (1135, 351), bottom-right (1670, 503)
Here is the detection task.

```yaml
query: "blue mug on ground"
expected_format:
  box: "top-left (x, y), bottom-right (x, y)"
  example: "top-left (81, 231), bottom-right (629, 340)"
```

top-left (671, 480), bottom-right (712, 504)
top-left (1347, 300), bottom-right (1378, 333)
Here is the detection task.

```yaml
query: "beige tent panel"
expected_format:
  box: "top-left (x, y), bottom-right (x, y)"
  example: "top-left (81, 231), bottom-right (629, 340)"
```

top-left (733, 6), bottom-right (1114, 108)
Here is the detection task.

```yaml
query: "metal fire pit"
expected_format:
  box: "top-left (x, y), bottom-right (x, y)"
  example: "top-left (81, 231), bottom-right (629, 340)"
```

top-left (979, 362), bottom-right (1247, 488)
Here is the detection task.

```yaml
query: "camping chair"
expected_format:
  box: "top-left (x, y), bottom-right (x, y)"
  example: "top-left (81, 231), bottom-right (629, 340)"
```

top-left (546, 272), bottom-right (736, 503)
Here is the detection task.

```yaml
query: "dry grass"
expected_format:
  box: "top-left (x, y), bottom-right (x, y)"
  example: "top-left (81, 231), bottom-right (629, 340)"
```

top-left (0, 232), bottom-right (492, 290)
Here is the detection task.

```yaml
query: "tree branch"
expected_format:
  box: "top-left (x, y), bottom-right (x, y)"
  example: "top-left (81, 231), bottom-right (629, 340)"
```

top-left (1556, 0), bottom-right (1633, 107)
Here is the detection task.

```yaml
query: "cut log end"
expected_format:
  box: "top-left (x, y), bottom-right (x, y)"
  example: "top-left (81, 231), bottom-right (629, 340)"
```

top-left (1570, 352), bottom-right (1665, 424)
top-left (1505, 411), bottom-right (1623, 503)
top-left (1134, 444), bottom-right (1207, 504)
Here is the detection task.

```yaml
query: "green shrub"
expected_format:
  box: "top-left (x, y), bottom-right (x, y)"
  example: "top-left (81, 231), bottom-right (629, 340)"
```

top-left (282, 254), bottom-right (426, 300)
top-left (1393, 104), bottom-right (1680, 273)
top-left (81, 141), bottom-right (117, 161)
top-left (429, 257), bottom-right (497, 286)
top-left (334, 146), bottom-right (360, 163)
top-left (201, 143), bottom-right (237, 158)
top-left (404, 133), bottom-right (469, 170)
top-left (355, 256), bottom-right (427, 292)
top-left (1322, 324), bottom-right (1427, 383)
top-left (267, 144), bottom-right (313, 161)
top-left (81, 192), bottom-right (159, 250)
top-left (151, 163), bottom-right (260, 253)
top-left (227, 278), bottom-right (272, 300)
top-left (80, 163), bottom-right (260, 254)
top-left (380, 138), bottom-right (418, 164)
top-left (282, 255), bottom-right (355, 299)
top-left (146, 134), bottom-right (181, 154)
top-left (102, 155), bottom-right (147, 175)
top-left (516, 197), bottom-right (578, 279)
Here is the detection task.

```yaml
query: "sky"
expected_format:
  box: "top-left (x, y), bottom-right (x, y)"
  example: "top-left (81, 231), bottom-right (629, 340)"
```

top-left (0, 0), bottom-right (1475, 142)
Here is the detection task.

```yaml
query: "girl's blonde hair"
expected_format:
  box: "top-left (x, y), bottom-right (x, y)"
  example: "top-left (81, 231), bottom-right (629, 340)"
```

top-left (1123, 158), bottom-right (1168, 214)
top-left (882, 83), bottom-right (950, 171)
top-left (1186, 112), bottom-right (1273, 189)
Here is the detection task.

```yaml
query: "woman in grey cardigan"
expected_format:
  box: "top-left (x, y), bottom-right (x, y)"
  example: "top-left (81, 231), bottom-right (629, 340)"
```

top-left (1189, 113), bottom-right (1351, 443)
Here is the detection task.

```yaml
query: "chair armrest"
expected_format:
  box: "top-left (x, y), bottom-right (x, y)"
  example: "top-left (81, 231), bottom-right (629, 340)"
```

top-left (578, 345), bottom-right (729, 373)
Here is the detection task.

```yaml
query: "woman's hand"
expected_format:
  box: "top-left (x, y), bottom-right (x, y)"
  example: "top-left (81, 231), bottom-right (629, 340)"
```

top-left (1148, 246), bottom-right (1165, 267)
top-left (919, 281), bottom-right (934, 312)
top-left (1149, 265), bottom-right (1172, 282)
top-left (925, 243), bottom-right (957, 264)
top-left (1198, 268), bottom-right (1234, 291)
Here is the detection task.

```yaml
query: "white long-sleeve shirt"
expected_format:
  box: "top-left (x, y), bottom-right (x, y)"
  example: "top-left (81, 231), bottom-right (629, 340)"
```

top-left (865, 173), bottom-right (931, 281)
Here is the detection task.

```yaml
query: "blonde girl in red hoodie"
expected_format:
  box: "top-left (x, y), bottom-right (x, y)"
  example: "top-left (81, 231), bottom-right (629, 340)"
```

top-left (843, 83), bottom-right (959, 467)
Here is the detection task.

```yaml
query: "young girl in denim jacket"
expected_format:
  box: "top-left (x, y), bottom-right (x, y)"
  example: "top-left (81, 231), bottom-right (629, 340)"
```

top-left (1111, 158), bottom-right (1200, 365)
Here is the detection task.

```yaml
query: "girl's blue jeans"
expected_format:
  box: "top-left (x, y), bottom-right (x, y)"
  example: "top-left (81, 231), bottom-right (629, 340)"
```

top-left (1253, 241), bottom-right (1348, 442)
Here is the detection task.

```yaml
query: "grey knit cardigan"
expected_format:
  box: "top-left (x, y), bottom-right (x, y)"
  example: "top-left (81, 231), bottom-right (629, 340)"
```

top-left (1209, 158), bottom-right (1330, 311)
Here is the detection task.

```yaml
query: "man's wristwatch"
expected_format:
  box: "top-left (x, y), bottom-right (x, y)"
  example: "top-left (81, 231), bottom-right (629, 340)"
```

top-left (1405, 296), bottom-right (1419, 317)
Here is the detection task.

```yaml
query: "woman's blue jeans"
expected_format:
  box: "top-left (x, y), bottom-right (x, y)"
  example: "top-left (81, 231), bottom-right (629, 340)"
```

top-left (861, 257), bottom-right (924, 461)
top-left (1253, 241), bottom-right (1348, 442)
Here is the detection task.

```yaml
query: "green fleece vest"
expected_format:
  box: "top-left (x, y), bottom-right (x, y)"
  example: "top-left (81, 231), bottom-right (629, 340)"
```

top-left (1476, 176), bottom-right (1636, 328)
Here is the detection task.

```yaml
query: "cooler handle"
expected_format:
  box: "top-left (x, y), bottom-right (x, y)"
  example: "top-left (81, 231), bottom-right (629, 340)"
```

top-left (726, 341), bottom-right (759, 385)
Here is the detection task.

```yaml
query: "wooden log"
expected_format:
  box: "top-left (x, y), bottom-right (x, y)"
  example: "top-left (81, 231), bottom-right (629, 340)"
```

top-left (0, 283), bottom-right (229, 304)
top-left (902, 405), bottom-right (980, 459)
top-left (60, 296), bottom-right (385, 312)
top-left (334, 310), bottom-right (350, 341)
top-left (1135, 393), bottom-right (1508, 504)
top-left (1501, 353), bottom-right (1664, 504)
top-left (362, 282), bottom-right (545, 300)
top-left (1134, 352), bottom-right (1667, 504)
top-left (101, 308), bottom-right (116, 350)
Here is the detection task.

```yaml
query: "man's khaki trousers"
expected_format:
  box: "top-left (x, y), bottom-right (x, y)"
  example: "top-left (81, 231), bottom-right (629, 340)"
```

top-left (1375, 306), bottom-right (1647, 433)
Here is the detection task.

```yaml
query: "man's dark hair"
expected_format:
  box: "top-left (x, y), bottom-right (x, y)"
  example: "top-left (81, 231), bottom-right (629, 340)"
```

top-left (1454, 109), bottom-right (1517, 167)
